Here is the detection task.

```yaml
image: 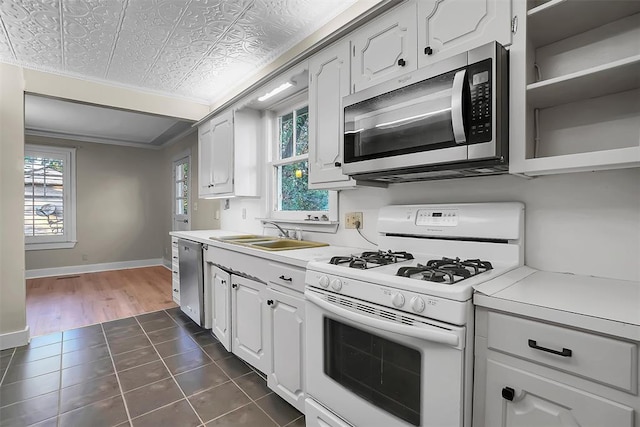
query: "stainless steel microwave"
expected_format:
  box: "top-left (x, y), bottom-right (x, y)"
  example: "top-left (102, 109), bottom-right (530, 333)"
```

top-left (343, 42), bottom-right (508, 182)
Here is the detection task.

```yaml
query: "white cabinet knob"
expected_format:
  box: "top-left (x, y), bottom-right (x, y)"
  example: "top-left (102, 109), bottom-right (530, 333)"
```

top-left (411, 296), bottom-right (425, 313)
top-left (392, 292), bottom-right (405, 308)
top-left (330, 278), bottom-right (343, 291)
top-left (319, 276), bottom-right (330, 288)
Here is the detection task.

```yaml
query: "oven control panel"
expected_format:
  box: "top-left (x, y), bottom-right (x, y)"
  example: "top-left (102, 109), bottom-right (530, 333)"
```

top-left (416, 209), bottom-right (459, 227)
top-left (306, 270), bottom-right (470, 326)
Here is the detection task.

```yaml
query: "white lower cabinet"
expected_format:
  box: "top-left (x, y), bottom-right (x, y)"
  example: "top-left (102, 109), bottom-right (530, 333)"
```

top-left (484, 359), bottom-right (634, 427)
top-left (474, 307), bottom-right (639, 427)
top-left (231, 275), bottom-right (269, 374)
top-left (305, 398), bottom-right (352, 427)
top-left (265, 285), bottom-right (305, 412)
top-left (171, 237), bottom-right (180, 304)
top-left (209, 264), bottom-right (232, 351)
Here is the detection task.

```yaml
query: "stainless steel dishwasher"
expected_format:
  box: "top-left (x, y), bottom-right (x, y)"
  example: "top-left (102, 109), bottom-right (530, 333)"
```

top-left (178, 239), bottom-right (210, 328)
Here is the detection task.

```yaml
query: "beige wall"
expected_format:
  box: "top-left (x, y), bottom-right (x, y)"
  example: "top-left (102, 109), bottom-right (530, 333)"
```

top-left (1, 64), bottom-right (210, 347)
top-left (162, 132), bottom-right (221, 261)
top-left (0, 64), bottom-right (27, 344)
top-left (25, 136), bottom-right (167, 270)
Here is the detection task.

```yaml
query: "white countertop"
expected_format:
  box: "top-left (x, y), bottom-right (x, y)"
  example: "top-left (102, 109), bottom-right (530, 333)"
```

top-left (169, 229), bottom-right (366, 268)
top-left (474, 266), bottom-right (640, 341)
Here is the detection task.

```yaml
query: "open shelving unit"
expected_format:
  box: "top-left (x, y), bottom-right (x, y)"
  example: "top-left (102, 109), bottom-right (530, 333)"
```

top-left (509, 0), bottom-right (640, 175)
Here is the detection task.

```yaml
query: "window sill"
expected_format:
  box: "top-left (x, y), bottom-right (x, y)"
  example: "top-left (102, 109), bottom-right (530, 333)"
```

top-left (25, 241), bottom-right (77, 251)
top-left (259, 218), bottom-right (339, 234)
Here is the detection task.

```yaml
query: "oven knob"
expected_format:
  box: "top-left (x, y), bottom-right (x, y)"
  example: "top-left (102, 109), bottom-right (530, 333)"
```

top-left (330, 278), bottom-right (343, 291)
top-left (391, 292), bottom-right (405, 308)
top-left (318, 275), bottom-right (330, 288)
top-left (411, 296), bottom-right (426, 313)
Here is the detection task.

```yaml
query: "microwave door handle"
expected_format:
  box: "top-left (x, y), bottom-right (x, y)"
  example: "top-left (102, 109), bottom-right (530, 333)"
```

top-left (451, 69), bottom-right (468, 144)
top-left (305, 291), bottom-right (460, 347)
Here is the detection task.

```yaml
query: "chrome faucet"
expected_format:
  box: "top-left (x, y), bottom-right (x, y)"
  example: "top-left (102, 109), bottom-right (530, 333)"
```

top-left (263, 221), bottom-right (290, 238)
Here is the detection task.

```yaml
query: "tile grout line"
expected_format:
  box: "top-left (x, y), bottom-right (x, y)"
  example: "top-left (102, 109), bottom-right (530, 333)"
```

top-left (165, 309), bottom-right (294, 427)
top-left (0, 348), bottom-right (16, 386)
top-left (100, 322), bottom-right (135, 426)
top-left (129, 311), bottom-right (207, 425)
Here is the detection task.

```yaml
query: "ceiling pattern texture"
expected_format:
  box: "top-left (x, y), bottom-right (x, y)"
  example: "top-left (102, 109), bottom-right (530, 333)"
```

top-left (0, 0), bottom-right (356, 103)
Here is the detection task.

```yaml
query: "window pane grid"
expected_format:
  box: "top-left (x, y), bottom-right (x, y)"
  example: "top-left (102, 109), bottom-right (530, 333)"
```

top-left (24, 155), bottom-right (65, 237)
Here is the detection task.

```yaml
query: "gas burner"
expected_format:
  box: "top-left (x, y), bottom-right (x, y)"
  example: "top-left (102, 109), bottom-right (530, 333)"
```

top-left (329, 250), bottom-right (414, 269)
top-left (396, 257), bottom-right (493, 284)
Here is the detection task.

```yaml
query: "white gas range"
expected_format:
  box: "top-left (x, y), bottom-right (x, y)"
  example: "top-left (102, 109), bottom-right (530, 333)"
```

top-left (304, 203), bottom-right (524, 427)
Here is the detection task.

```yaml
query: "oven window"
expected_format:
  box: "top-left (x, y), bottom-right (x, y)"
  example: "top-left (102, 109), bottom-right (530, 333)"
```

top-left (324, 318), bottom-right (421, 426)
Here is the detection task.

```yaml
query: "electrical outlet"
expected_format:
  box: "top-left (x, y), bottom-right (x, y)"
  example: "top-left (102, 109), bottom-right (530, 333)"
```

top-left (345, 212), bottom-right (363, 229)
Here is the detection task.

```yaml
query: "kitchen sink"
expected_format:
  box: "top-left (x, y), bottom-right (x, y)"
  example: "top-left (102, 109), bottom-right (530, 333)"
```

top-left (248, 239), bottom-right (329, 251)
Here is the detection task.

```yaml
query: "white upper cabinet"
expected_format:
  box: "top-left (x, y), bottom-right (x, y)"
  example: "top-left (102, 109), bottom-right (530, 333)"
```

top-left (197, 108), bottom-right (261, 199)
top-left (197, 121), bottom-right (214, 198)
top-left (308, 40), bottom-right (357, 189)
top-left (417, 0), bottom-right (512, 68)
top-left (350, 1), bottom-right (418, 92)
top-left (210, 111), bottom-right (234, 195)
top-left (509, 0), bottom-right (640, 175)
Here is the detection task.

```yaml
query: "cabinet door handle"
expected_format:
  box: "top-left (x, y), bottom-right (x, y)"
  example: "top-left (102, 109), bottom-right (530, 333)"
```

top-left (267, 300), bottom-right (274, 306)
top-left (279, 275), bottom-right (292, 282)
top-left (172, 256), bottom-right (177, 259)
top-left (173, 270), bottom-right (178, 274)
top-left (232, 283), bottom-right (238, 289)
top-left (397, 58), bottom-right (406, 67)
top-left (173, 288), bottom-right (178, 292)
top-left (221, 280), bottom-right (226, 285)
top-left (334, 161), bottom-right (341, 167)
top-left (424, 46), bottom-right (433, 55)
top-left (528, 339), bottom-right (572, 357)
top-left (501, 387), bottom-right (515, 401)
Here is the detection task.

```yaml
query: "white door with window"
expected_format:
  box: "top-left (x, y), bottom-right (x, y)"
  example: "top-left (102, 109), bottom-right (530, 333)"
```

top-left (173, 153), bottom-right (191, 232)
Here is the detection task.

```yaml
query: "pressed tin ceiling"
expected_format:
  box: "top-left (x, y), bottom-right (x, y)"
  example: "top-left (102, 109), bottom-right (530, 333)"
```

top-left (0, 0), bottom-right (358, 103)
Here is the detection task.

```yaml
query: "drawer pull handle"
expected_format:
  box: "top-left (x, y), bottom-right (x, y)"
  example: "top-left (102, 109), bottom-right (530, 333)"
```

top-left (173, 288), bottom-right (178, 292)
top-left (279, 275), bottom-right (293, 282)
top-left (232, 283), bottom-right (238, 289)
top-left (528, 339), bottom-right (572, 357)
top-left (267, 300), bottom-right (274, 306)
top-left (501, 387), bottom-right (515, 401)
top-left (397, 58), bottom-right (406, 67)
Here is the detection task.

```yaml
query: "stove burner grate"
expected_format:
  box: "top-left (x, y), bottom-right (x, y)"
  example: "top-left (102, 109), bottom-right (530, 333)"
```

top-left (396, 257), bottom-right (493, 284)
top-left (329, 250), bottom-right (414, 269)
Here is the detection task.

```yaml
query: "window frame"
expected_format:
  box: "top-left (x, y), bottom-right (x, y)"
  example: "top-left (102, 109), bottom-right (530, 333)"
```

top-left (24, 144), bottom-right (77, 251)
top-left (267, 94), bottom-right (337, 222)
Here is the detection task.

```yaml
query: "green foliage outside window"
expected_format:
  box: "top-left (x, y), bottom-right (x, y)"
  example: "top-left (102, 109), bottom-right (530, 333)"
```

top-left (277, 106), bottom-right (328, 212)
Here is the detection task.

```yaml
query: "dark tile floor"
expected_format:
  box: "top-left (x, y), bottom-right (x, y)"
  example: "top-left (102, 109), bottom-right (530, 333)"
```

top-left (0, 308), bottom-right (304, 427)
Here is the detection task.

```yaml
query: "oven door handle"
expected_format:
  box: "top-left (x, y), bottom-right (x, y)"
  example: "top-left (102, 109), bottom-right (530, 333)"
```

top-left (451, 69), bottom-right (467, 144)
top-left (306, 292), bottom-right (460, 347)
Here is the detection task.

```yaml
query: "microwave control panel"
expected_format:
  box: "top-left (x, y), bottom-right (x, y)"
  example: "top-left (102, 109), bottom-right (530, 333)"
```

top-left (468, 58), bottom-right (492, 144)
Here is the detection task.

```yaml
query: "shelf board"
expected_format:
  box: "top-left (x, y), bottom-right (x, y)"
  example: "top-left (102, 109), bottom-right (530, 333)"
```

top-left (527, 55), bottom-right (640, 109)
top-left (528, 0), bottom-right (640, 47)
top-left (522, 146), bottom-right (640, 176)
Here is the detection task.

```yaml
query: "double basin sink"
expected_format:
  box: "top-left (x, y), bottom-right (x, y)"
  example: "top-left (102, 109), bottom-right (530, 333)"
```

top-left (211, 234), bottom-right (329, 251)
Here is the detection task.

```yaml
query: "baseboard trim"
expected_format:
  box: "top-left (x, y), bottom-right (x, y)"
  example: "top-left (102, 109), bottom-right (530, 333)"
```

top-left (162, 258), bottom-right (172, 269)
top-left (0, 325), bottom-right (30, 350)
top-left (26, 258), bottom-right (164, 279)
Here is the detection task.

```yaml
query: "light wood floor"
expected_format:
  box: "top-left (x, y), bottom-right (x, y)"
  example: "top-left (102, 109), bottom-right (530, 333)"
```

top-left (26, 266), bottom-right (178, 337)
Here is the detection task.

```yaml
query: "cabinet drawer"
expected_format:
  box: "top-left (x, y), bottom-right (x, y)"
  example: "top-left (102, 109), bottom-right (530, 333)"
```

top-left (487, 312), bottom-right (638, 392)
top-left (267, 262), bottom-right (305, 293)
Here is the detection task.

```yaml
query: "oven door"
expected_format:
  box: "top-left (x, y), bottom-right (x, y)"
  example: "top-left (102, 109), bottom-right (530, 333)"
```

top-left (305, 288), bottom-right (467, 427)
